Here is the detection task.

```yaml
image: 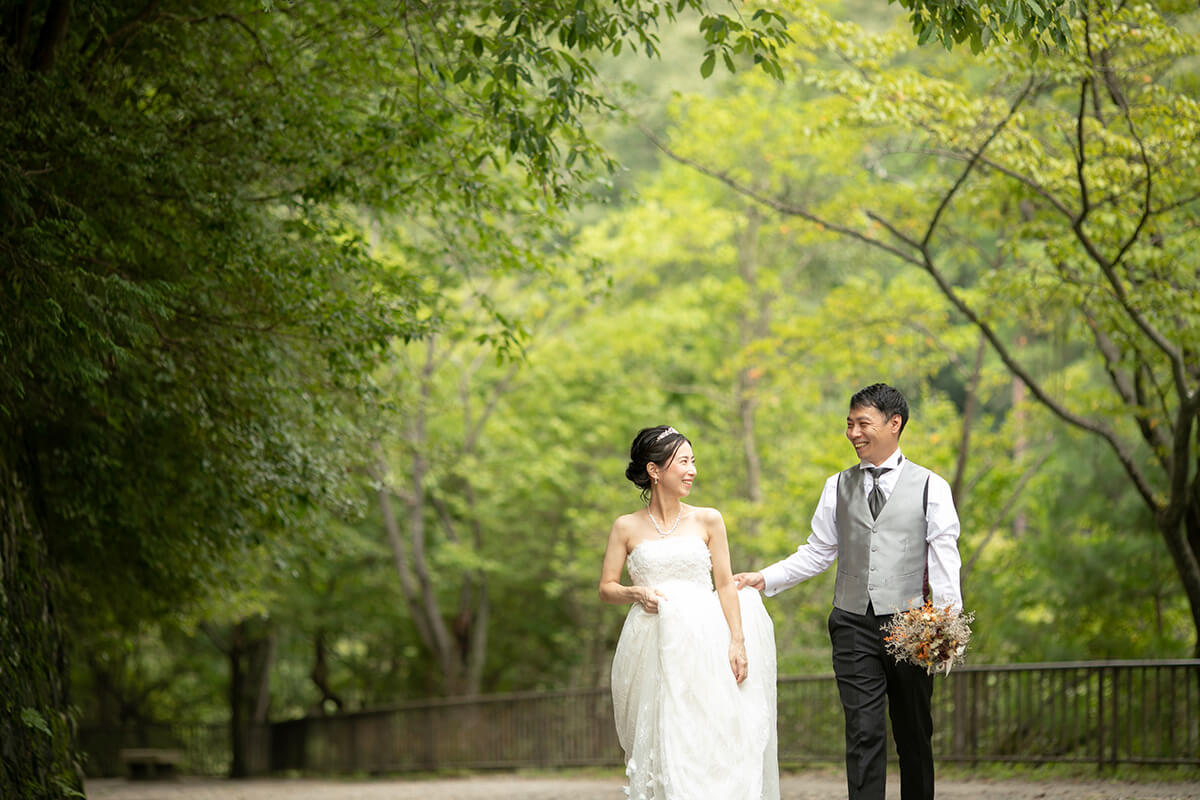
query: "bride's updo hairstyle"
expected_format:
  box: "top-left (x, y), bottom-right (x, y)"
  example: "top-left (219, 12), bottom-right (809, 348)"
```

top-left (625, 425), bottom-right (690, 502)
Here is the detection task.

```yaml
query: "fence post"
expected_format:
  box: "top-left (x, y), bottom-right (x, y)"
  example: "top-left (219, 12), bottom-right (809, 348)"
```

top-left (951, 673), bottom-right (968, 759)
top-left (1097, 667), bottom-right (1105, 771)
top-left (1110, 665), bottom-right (1120, 769)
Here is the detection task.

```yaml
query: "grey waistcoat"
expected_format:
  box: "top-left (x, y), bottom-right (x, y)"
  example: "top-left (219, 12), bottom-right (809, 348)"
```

top-left (833, 460), bottom-right (931, 615)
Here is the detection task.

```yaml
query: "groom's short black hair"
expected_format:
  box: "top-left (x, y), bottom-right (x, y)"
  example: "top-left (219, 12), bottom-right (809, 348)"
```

top-left (850, 383), bottom-right (909, 435)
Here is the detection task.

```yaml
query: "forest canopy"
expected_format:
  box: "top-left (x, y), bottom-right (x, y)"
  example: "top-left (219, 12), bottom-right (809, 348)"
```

top-left (1, 0), bottom-right (1196, 794)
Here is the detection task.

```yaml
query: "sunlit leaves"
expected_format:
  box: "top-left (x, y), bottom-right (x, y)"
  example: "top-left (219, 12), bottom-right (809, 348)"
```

top-left (639, 0), bottom-right (1199, 656)
top-left (432, 0), bottom-right (792, 199)
top-left (893, 0), bottom-right (1079, 55)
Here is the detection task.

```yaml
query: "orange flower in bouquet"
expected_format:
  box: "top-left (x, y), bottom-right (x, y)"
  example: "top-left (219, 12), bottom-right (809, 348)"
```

top-left (883, 601), bottom-right (974, 675)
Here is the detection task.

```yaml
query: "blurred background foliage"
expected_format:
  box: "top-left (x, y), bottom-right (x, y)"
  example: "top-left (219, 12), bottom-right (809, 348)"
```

top-left (1, 0), bottom-right (1196, 789)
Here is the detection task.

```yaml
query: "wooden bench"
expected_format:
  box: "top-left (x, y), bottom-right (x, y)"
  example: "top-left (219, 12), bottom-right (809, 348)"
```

top-left (118, 748), bottom-right (182, 780)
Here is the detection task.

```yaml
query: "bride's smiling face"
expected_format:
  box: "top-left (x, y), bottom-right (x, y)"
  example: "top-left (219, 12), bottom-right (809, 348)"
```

top-left (652, 441), bottom-right (696, 498)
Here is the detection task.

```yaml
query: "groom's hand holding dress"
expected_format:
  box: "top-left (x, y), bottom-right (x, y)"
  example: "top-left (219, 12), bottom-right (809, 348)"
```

top-left (732, 572), bottom-right (765, 592)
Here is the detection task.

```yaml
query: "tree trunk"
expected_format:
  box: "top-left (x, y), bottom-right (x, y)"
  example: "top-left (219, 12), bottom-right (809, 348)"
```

top-left (227, 617), bottom-right (272, 778)
top-left (0, 452), bottom-right (83, 798)
top-left (229, 624), bottom-right (245, 778)
top-left (310, 629), bottom-right (344, 713)
top-left (1162, 502), bottom-right (1200, 659)
top-left (30, 0), bottom-right (71, 73)
top-left (381, 334), bottom-right (511, 697)
top-left (466, 575), bottom-right (489, 694)
top-left (3, 1), bottom-right (35, 53)
top-left (378, 338), bottom-right (464, 695)
top-left (736, 205), bottom-right (766, 526)
top-left (253, 631), bottom-right (275, 725)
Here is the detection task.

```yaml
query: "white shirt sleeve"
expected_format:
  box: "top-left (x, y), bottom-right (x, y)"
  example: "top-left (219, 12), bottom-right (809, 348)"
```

top-left (924, 472), bottom-right (963, 612)
top-left (760, 473), bottom-right (840, 597)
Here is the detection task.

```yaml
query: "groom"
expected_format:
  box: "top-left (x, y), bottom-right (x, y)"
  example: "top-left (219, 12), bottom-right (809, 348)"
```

top-left (735, 383), bottom-right (962, 800)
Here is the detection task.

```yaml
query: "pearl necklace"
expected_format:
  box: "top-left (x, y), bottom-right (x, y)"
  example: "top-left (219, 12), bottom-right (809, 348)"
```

top-left (648, 506), bottom-right (684, 537)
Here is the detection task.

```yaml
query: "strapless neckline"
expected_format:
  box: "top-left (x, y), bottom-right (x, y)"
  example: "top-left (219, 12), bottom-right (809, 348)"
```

top-left (627, 535), bottom-right (712, 591)
top-left (630, 535), bottom-right (707, 556)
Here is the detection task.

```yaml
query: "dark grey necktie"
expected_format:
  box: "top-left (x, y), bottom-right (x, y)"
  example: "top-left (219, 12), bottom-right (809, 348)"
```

top-left (866, 467), bottom-right (892, 518)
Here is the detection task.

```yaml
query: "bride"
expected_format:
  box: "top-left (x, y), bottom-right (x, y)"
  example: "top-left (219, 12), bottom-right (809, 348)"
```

top-left (599, 425), bottom-right (779, 800)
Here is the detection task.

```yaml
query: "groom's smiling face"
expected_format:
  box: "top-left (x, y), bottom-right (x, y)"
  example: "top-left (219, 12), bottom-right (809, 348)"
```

top-left (846, 405), bottom-right (902, 466)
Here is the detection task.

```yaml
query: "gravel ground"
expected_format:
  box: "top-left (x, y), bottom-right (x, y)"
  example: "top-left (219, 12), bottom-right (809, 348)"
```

top-left (84, 772), bottom-right (1200, 800)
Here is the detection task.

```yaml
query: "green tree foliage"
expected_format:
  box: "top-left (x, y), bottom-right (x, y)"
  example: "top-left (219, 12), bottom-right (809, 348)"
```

top-left (6, 0), bottom-right (1195, 786)
top-left (1, 461), bottom-right (81, 797)
top-left (892, 0), bottom-right (1077, 53)
top-left (75, 111), bottom-right (1190, 740)
top-left (651, 0), bottom-right (1200, 653)
top-left (2, 3), bottom-right (417, 789)
top-left (0, 0), bottom-right (790, 791)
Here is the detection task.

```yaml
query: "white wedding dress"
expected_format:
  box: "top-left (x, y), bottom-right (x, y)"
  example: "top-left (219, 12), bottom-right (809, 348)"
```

top-left (611, 536), bottom-right (779, 800)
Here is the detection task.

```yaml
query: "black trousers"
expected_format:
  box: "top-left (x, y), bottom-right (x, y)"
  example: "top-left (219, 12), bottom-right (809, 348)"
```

top-left (828, 604), bottom-right (934, 800)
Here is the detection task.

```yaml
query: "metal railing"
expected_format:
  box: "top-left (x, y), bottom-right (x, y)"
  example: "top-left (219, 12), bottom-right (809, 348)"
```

top-left (81, 660), bottom-right (1200, 776)
top-left (267, 688), bottom-right (620, 773)
top-left (777, 659), bottom-right (1200, 767)
top-left (937, 660), bottom-right (1200, 766)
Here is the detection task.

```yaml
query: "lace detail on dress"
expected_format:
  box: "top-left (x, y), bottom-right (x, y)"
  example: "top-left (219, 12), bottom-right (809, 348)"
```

top-left (624, 752), bottom-right (668, 800)
top-left (626, 536), bottom-right (713, 590)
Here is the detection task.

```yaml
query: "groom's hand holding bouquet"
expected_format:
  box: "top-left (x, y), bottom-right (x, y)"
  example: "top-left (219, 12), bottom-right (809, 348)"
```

top-left (883, 601), bottom-right (975, 675)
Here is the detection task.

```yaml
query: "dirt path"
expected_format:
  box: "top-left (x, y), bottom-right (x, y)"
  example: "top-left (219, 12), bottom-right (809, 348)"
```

top-left (85, 773), bottom-right (1200, 800)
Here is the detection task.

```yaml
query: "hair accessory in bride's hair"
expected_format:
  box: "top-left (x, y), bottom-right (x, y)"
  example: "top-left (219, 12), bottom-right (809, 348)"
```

top-left (656, 426), bottom-right (680, 442)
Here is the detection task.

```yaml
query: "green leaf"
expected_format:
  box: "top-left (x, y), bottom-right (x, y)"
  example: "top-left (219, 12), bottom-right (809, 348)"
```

top-left (700, 51), bottom-right (716, 78)
top-left (21, 708), bottom-right (51, 737)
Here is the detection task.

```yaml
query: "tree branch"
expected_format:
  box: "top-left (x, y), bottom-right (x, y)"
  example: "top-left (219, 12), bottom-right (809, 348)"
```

top-left (915, 248), bottom-right (1158, 509)
top-left (204, 12), bottom-right (282, 90)
top-left (1074, 77), bottom-right (1092, 222)
top-left (429, 492), bottom-right (461, 545)
top-left (921, 77), bottom-right (1037, 250)
top-left (85, 0), bottom-right (160, 70)
top-left (1083, 10), bottom-right (1106, 128)
top-left (915, 147), bottom-right (1076, 220)
top-left (373, 446), bottom-right (435, 652)
top-left (915, 127), bottom-right (1192, 409)
top-left (1081, 306), bottom-right (1171, 470)
top-left (654, 64), bottom-right (1164, 514)
top-left (1079, 94), bottom-right (1190, 400)
top-left (461, 356), bottom-right (519, 454)
top-left (863, 210), bottom-right (922, 253)
top-left (962, 446), bottom-right (1053, 579)
top-left (638, 122), bottom-right (925, 268)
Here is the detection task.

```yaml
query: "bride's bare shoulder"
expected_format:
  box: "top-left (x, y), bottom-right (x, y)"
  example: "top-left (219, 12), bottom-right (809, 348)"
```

top-left (688, 505), bottom-right (725, 525)
top-left (612, 510), bottom-right (646, 532)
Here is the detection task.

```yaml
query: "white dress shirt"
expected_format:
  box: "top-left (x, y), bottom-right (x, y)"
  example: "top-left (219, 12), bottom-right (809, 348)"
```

top-left (760, 448), bottom-right (963, 612)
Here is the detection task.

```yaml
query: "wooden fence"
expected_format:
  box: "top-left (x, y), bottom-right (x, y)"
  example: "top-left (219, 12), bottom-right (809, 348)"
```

top-left (80, 659), bottom-right (1200, 776)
